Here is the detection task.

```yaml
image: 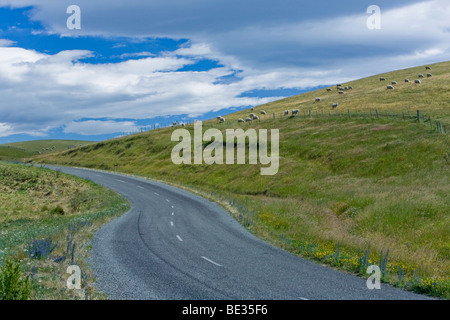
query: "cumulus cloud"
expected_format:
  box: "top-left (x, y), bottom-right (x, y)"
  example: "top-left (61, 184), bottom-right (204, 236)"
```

top-left (63, 120), bottom-right (140, 135)
top-left (1, 0), bottom-right (450, 138)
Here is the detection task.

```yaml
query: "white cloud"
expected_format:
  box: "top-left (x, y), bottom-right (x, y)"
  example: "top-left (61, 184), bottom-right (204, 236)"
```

top-left (63, 120), bottom-right (140, 135)
top-left (0, 39), bottom-right (16, 47)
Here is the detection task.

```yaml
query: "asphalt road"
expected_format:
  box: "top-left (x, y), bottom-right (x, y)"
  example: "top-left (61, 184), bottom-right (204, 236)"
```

top-left (48, 166), bottom-right (430, 300)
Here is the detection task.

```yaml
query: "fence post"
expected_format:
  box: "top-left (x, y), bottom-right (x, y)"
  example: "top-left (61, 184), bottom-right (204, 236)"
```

top-left (439, 122), bottom-right (443, 134)
top-left (376, 109), bottom-right (379, 118)
top-left (309, 110), bottom-right (312, 118)
top-left (348, 109), bottom-right (351, 118)
top-left (273, 112), bottom-right (275, 120)
top-left (417, 110), bottom-right (420, 122)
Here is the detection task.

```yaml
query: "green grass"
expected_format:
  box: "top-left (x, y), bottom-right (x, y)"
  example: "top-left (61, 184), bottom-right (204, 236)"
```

top-left (32, 61), bottom-right (450, 298)
top-left (0, 162), bottom-right (130, 299)
top-left (0, 140), bottom-right (93, 161)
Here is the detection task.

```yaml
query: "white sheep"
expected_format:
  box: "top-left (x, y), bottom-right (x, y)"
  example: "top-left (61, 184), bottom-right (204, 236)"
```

top-left (315, 98), bottom-right (321, 102)
top-left (348, 86), bottom-right (353, 89)
top-left (418, 74), bottom-right (424, 78)
top-left (252, 115), bottom-right (259, 120)
top-left (249, 113), bottom-right (254, 118)
top-left (326, 88), bottom-right (332, 92)
top-left (380, 77), bottom-right (386, 81)
top-left (284, 110), bottom-right (289, 116)
top-left (415, 79), bottom-right (421, 84)
top-left (427, 73), bottom-right (432, 77)
top-left (260, 110), bottom-right (267, 115)
top-left (292, 109), bottom-right (299, 115)
top-left (338, 90), bottom-right (344, 94)
top-left (245, 117), bottom-right (252, 122)
top-left (391, 81), bottom-right (397, 85)
top-left (426, 66), bottom-right (431, 70)
top-left (405, 79), bottom-right (410, 83)
top-left (238, 118), bottom-right (245, 123)
top-left (387, 85), bottom-right (394, 89)
top-left (332, 103), bottom-right (339, 109)
top-left (250, 107), bottom-right (254, 111)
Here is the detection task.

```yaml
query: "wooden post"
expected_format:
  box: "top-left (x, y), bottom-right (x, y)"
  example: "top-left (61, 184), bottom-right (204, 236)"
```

top-left (376, 109), bottom-right (379, 118)
top-left (309, 110), bottom-right (312, 118)
top-left (417, 110), bottom-right (420, 122)
top-left (273, 112), bottom-right (275, 120)
top-left (348, 109), bottom-right (351, 118)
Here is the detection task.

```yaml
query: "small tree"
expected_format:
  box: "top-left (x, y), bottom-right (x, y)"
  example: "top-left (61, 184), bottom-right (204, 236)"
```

top-left (0, 258), bottom-right (31, 300)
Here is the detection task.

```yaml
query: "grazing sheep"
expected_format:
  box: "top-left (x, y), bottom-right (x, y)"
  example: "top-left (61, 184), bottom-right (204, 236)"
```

top-left (249, 113), bottom-right (254, 118)
top-left (344, 86), bottom-right (348, 90)
top-left (336, 84), bottom-right (342, 87)
top-left (250, 107), bottom-right (254, 111)
top-left (218, 117), bottom-right (225, 123)
top-left (238, 118), bottom-right (245, 123)
top-left (415, 79), bottom-right (421, 84)
top-left (418, 74), bottom-right (424, 78)
top-left (380, 77), bottom-right (386, 81)
top-left (326, 88), bottom-right (332, 92)
top-left (427, 73), bottom-right (432, 77)
top-left (426, 66), bottom-right (431, 70)
top-left (252, 115), bottom-right (259, 120)
top-left (332, 103), bottom-right (339, 109)
top-left (387, 85), bottom-right (394, 89)
top-left (337, 86), bottom-right (344, 90)
top-left (216, 116), bottom-right (222, 120)
top-left (315, 97), bottom-right (321, 102)
top-left (260, 110), bottom-right (267, 115)
top-left (405, 79), bottom-right (410, 83)
top-left (172, 122), bottom-right (178, 126)
top-left (245, 117), bottom-right (252, 122)
top-left (338, 90), bottom-right (344, 94)
top-left (292, 109), bottom-right (299, 115)
top-left (348, 86), bottom-right (353, 89)
top-left (391, 81), bottom-right (397, 85)
top-left (284, 110), bottom-right (289, 116)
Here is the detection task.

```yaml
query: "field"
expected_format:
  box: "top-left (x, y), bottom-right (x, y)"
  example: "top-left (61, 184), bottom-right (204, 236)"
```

top-left (0, 140), bottom-right (93, 161)
top-left (31, 61), bottom-right (450, 298)
top-left (0, 162), bottom-right (130, 299)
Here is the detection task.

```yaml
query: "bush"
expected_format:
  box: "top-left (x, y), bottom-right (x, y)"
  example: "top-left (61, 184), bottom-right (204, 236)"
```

top-left (0, 258), bottom-right (31, 300)
top-left (50, 205), bottom-right (65, 215)
top-left (27, 238), bottom-right (57, 260)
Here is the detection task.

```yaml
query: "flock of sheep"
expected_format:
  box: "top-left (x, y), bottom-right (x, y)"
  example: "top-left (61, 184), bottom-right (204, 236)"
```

top-left (216, 65), bottom-right (434, 124)
top-left (382, 66), bottom-right (432, 89)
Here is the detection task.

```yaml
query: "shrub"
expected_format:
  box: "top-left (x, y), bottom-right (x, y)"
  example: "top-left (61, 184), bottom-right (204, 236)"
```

top-left (50, 205), bottom-right (65, 215)
top-left (27, 238), bottom-right (57, 260)
top-left (0, 258), bottom-right (31, 300)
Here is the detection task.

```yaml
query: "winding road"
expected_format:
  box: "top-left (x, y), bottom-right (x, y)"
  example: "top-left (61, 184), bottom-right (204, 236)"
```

top-left (48, 166), bottom-right (429, 300)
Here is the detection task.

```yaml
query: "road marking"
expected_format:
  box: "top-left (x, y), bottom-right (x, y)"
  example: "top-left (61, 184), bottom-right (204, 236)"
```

top-left (154, 192), bottom-right (159, 196)
top-left (171, 205), bottom-right (174, 209)
top-left (166, 199), bottom-right (170, 202)
top-left (115, 179), bottom-right (126, 183)
top-left (176, 235), bottom-right (183, 242)
top-left (298, 297), bottom-right (309, 300)
top-left (137, 186), bottom-right (145, 189)
top-left (201, 256), bottom-right (222, 267)
top-left (171, 212), bottom-right (174, 216)
top-left (170, 221), bottom-right (174, 227)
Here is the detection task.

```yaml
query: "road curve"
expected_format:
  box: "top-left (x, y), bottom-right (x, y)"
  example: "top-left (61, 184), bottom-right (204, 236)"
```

top-left (48, 166), bottom-right (430, 300)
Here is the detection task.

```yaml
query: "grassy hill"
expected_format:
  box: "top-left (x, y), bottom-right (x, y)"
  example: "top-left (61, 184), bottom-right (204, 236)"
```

top-left (32, 61), bottom-right (450, 298)
top-left (0, 162), bottom-right (130, 299)
top-left (0, 140), bottom-right (93, 161)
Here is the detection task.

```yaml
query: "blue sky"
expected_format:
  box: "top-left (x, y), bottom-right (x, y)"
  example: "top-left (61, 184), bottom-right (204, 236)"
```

top-left (1, 0), bottom-right (450, 143)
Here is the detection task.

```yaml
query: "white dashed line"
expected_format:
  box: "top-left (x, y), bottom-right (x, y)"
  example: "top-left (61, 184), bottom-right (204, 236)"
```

top-left (170, 221), bottom-right (174, 227)
top-left (137, 186), bottom-right (145, 189)
top-left (298, 297), bottom-right (309, 300)
top-left (171, 212), bottom-right (174, 216)
top-left (201, 256), bottom-right (222, 267)
top-left (154, 192), bottom-right (159, 196)
top-left (166, 199), bottom-right (170, 202)
top-left (176, 235), bottom-right (183, 242)
top-left (171, 205), bottom-right (174, 209)
top-left (115, 179), bottom-right (126, 183)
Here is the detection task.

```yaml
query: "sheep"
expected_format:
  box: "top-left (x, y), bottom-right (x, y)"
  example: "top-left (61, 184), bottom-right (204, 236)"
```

top-left (387, 85), bottom-right (394, 89)
top-left (380, 77), bottom-right (386, 81)
top-left (245, 117), bottom-right (252, 122)
top-left (218, 117), bottom-right (225, 123)
top-left (426, 66), bottom-right (431, 70)
top-left (292, 109), bottom-right (299, 115)
top-left (336, 84), bottom-right (342, 87)
top-left (415, 79), bottom-right (421, 84)
top-left (252, 115), bottom-right (259, 120)
top-left (391, 81), bottom-right (397, 85)
top-left (418, 74), bottom-right (424, 78)
top-left (348, 86), bottom-right (353, 89)
top-left (315, 97), bottom-right (321, 102)
top-left (172, 121), bottom-right (178, 126)
top-left (427, 73), bottom-right (432, 77)
top-left (238, 118), bottom-right (245, 123)
top-left (332, 103), bottom-right (339, 109)
top-left (250, 107), bottom-right (254, 111)
top-left (249, 113), bottom-right (254, 118)
top-left (284, 110), bottom-right (289, 116)
top-left (337, 86), bottom-right (344, 90)
top-left (216, 116), bottom-right (222, 120)
top-left (405, 79), bottom-right (410, 83)
top-left (344, 86), bottom-right (349, 90)
top-left (260, 110), bottom-right (267, 115)
top-left (326, 88), bottom-right (332, 92)
top-left (338, 90), bottom-right (344, 94)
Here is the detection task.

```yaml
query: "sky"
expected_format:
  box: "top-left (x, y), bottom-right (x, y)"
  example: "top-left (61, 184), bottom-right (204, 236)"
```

top-left (1, 0), bottom-right (450, 143)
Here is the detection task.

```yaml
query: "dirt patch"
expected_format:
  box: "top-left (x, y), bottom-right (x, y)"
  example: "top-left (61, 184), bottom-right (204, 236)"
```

top-left (371, 124), bottom-right (392, 131)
